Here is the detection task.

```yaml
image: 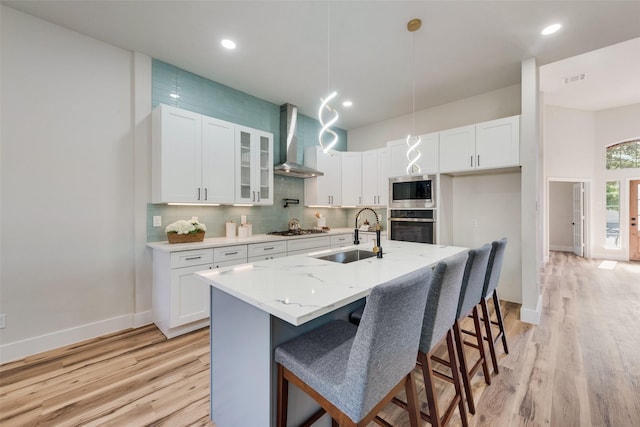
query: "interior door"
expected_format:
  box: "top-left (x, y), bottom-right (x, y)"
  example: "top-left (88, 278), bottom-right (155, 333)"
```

top-left (630, 180), bottom-right (640, 261)
top-left (572, 182), bottom-right (584, 257)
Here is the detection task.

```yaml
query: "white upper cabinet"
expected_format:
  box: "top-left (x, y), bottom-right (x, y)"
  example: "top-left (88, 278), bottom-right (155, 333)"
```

top-left (474, 115), bottom-right (520, 170)
top-left (388, 132), bottom-right (439, 177)
top-left (439, 125), bottom-right (476, 173)
top-left (362, 147), bottom-right (390, 206)
top-left (304, 146), bottom-right (342, 206)
top-left (439, 115), bottom-right (520, 173)
top-left (341, 152), bottom-right (362, 206)
top-left (202, 115), bottom-right (236, 203)
top-left (152, 104), bottom-right (235, 204)
top-left (235, 126), bottom-right (274, 205)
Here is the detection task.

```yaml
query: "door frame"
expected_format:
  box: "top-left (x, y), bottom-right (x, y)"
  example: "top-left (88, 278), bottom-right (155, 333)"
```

top-left (545, 177), bottom-right (592, 263)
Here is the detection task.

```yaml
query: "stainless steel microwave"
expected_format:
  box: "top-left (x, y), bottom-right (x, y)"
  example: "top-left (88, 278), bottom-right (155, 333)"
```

top-left (389, 175), bottom-right (436, 209)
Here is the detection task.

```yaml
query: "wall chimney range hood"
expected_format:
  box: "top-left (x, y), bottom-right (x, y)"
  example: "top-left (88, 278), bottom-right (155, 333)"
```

top-left (274, 103), bottom-right (324, 178)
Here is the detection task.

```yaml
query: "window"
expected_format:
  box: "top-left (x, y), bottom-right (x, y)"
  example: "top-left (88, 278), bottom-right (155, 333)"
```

top-left (606, 181), bottom-right (620, 248)
top-left (606, 138), bottom-right (640, 170)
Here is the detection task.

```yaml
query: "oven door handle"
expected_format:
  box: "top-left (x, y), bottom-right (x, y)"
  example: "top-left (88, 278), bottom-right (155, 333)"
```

top-left (389, 218), bottom-right (435, 223)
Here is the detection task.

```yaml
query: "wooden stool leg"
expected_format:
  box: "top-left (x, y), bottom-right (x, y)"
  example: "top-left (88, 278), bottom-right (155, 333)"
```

top-left (446, 329), bottom-right (469, 427)
top-left (493, 290), bottom-right (509, 354)
top-left (277, 364), bottom-right (288, 427)
top-left (418, 350), bottom-right (442, 426)
top-left (404, 371), bottom-right (421, 427)
top-left (481, 298), bottom-right (500, 374)
top-left (472, 306), bottom-right (491, 385)
top-left (453, 321), bottom-right (475, 415)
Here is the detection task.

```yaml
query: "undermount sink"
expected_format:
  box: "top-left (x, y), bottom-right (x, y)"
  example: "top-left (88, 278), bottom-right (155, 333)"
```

top-left (314, 249), bottom-right (376, 264)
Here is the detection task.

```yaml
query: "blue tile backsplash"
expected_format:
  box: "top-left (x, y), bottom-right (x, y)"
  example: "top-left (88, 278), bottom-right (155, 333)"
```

top-left (148, 59), bottom-right (356, 241)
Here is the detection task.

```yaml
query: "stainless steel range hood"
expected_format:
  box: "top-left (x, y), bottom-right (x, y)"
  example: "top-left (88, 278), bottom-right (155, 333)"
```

top-left (274, 103), bottom-right (324, 178)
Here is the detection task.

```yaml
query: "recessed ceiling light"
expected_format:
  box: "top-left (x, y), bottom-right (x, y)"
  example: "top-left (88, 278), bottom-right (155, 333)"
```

top-left (169, 92), bottom-right (180, 99)
top-left (342, 100), bottom-right (353, 107)
top-left (541, 23), bottom-right (562, 35)
top-left (221, 39), bottom-right (236, 50)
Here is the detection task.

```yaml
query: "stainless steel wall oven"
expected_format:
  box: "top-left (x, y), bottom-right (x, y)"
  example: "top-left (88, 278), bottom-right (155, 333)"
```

top-left (389, 209), bottom-right (436, 244)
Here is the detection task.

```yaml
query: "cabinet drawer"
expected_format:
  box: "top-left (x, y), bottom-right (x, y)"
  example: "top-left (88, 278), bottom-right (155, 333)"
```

top-left (287, 236), bottom-right (331, 254)
top-left (170, 249), bottom-right (214, 268)
top-left (248, 241), bottom-right (287, 257)
top-left (248, 252), bottom-right (288, 263)
top-left (331, 234), bottom-right (353, 247)
top-left (213, 245), bottom-right (248, 263)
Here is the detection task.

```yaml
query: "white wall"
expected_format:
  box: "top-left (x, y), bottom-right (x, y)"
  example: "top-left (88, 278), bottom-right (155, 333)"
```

top-left (544, 106), bottom-right (596, 179)
top-left (0, 7), bottom-right (138, 362)
top-left (548, 182), bottom-right (574, 251)
top-left (348, 84), bottom-right (521, 151)
top-left (451, 172), bottom-right (522, 303)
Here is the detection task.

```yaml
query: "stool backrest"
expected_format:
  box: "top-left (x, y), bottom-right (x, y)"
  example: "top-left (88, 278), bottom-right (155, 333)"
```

top-left (456, 244), bottom-right (492, 319)
top-left (343, 266), bottom-right (432, 421)
top-left (419, 251), bottom-right (468, 354)
top-left (482, 238), bottom-right (508, 299)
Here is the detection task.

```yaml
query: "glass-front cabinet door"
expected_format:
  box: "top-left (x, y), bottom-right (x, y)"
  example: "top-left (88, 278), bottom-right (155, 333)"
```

top-left (235, 126), bottom-right (273, 205)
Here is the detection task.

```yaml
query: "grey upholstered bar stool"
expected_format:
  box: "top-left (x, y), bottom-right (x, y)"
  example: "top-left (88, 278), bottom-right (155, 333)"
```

top-left (479, 238), bottom-right (509, 374)
top-left (393, 252), bottom-right (469, 427)
top-left (454, 244), bottom-right (493, 415)
top-left (275, 266), bottom-right (431, 427)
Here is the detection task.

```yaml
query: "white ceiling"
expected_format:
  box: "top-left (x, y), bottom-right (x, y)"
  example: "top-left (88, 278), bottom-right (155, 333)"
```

top-left (3, 1), bottom-right (640, 130)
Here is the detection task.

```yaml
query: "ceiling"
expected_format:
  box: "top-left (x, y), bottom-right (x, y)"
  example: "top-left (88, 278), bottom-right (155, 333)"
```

top-left (4, 1), bottom-right (640, 130)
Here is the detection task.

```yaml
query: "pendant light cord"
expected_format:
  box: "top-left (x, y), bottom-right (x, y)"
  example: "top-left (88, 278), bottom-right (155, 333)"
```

top-left (411, 30), bottom-right (416, 135)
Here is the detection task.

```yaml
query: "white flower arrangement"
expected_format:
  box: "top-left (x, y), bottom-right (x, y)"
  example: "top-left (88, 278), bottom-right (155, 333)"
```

top-left (165, 219), bottom-right (207, 235)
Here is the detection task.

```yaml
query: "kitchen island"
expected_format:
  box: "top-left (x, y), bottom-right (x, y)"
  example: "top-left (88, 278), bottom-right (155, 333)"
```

top-left (196, 240), bottom-right (466, 427)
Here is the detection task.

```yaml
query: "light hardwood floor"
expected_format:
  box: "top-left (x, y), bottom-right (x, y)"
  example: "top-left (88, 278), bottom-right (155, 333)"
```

top-left (1, 252), bottom-right (639, 426)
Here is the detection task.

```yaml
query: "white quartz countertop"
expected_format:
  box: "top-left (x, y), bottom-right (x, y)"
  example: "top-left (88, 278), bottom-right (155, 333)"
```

top-left (146, 228), bottom-right (383, 253)
top-left (196, 240), bottom-right (466, 326)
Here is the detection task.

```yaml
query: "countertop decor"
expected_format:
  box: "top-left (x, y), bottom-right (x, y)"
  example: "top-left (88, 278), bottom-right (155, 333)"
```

top-left (165, 219), bottom-right (207, 244)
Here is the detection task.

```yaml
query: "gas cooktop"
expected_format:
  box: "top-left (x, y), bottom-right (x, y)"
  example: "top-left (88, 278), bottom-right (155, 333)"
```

top-left (268, 229), bottom-right (327, 237)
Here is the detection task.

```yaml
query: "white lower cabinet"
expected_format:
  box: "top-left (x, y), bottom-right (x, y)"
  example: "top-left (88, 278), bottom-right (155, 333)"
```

top-left (331, 234), bottom-right (354, 248)
top-left (152, 245), bottom-right (248, 339)
top-left (248, 241), bottom-right (287, 262)
top-left (213, 245), bottom-right (248, 268)
top-left (153, 248), bottom-right (214, 339)
top-left (287, 236), bottom-right (332, 256)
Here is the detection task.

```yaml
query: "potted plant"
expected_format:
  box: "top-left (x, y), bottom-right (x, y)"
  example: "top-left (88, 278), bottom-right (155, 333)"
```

top-left (165, 219), bottom-right (207, 244)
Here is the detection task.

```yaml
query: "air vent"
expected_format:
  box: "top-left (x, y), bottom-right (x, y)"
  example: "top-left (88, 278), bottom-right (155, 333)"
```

top-left (562, 73), bottom-right (587, 85)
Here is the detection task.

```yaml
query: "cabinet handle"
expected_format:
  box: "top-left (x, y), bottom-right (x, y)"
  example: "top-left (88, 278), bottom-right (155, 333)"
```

top-left (470, 156), bottom-right (473, 167)
top-left (257, 191), bottom-right (261, 202)
top-left (225, 251), bottom-right (239, 256)
top-left (185, 256), bottom-right (202, 260)
top-left (204, 188), bottom-right (208, 200)
top-left (252, 191), bottom-right (256, 202)
top-left (197, 188), bottom-right (201, 200)
top-left (263, 247), bottom-right (275, 251)
top-left (477, 155), bottom-right (480, 167)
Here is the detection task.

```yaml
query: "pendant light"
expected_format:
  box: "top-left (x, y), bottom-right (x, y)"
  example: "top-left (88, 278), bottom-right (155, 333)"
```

top-left (318, 1), bottom-right (339, 155)
top-left (406, 18), bottom-right (422, 175)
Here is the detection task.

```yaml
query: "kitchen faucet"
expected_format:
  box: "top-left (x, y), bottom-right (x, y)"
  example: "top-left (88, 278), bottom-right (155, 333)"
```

top-left (354, 207), bottom-right (383, 258)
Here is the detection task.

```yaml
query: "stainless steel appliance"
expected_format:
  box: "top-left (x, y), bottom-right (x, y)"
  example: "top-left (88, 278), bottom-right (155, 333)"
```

top-left (388, 209), bottom-right (436, 244)
top-left (389, 174), bottom-right (436, 209)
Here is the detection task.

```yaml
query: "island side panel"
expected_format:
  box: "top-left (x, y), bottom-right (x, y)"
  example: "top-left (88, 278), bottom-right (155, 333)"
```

top-left (210, 286), bottom-right (271, 426)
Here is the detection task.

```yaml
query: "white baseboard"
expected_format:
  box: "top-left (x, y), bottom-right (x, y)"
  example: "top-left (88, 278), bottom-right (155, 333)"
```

top-left (0, 314), bottom-right (134, 364)
top-left (134, 310), bottom-right (153, 328)
top-left (520, 295), bottom-right (542, 325)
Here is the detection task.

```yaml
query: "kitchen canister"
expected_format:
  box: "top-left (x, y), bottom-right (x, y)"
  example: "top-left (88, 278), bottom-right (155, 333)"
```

top-left (238, 224), bottom-right (252, 238)
top-left (225, 221), bottom-right (236, 238)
